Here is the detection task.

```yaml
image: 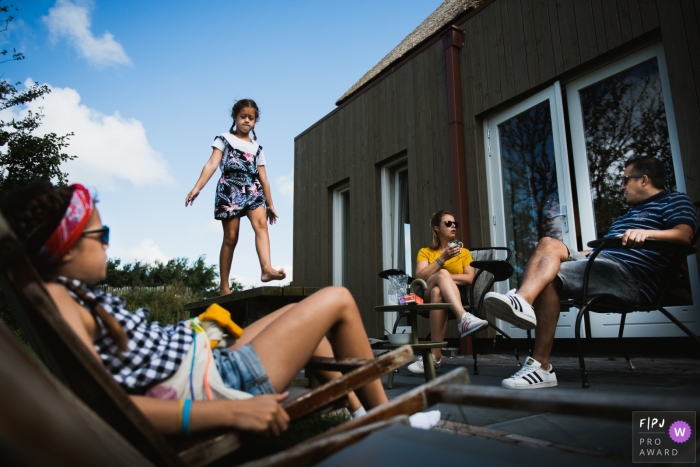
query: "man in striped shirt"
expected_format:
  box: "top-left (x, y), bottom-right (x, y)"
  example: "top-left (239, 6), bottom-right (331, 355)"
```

top-left (484, 156), bottom-right (697, 389)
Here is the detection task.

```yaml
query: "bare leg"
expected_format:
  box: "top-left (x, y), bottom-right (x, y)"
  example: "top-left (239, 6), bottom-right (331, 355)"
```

top-left (425, 269), bottom-right (466, 318)
top-left (250, 287), bottom-right (387, 408)
top-left (230, 303), bottom-right (363, 411)
top-left (426, 287), bottom-right (448, 360)
top-left (531, 281), bottom-right (563, 370)
top-left (515, 237), bottom-right (569, 370)
top-left (220, 217), bottom-right (241, 295)
top-left (517, 237), bottom-right (570, 304)
top-left (247, 206), bottom-right (286, 282)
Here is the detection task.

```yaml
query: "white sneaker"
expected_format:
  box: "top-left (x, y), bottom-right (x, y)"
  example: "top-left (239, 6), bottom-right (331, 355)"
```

top-left (458, 312), bottom-right (488, 337)
top-left (407, 355), bottom-right (442, 375)
top-left (484, 289), bottom-right (537, 330)
top-left (501, 357), bottom-right (558, 389)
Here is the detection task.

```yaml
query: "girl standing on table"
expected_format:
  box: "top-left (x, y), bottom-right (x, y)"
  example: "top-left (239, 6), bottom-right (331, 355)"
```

top-left (186, 99), bottom-right (285, 295)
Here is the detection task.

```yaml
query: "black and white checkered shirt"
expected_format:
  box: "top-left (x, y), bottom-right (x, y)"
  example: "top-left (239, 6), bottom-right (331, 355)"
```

top-left (58, 277), bottom-right (193, 392)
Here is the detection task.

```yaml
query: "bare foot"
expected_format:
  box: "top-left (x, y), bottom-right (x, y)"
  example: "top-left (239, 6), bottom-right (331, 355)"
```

top-left (261, 268), bottom-right (286, 282)
top-left (220, 285), bottom-right (231, 295)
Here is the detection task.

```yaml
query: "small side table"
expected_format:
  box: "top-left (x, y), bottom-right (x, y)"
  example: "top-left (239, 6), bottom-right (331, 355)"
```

top-left (375, 303), bottom-right (452, 387)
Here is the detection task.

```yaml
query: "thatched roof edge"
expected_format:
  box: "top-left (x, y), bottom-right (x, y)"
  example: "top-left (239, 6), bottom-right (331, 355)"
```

top-left (336, 0), bottom-right (483, 106)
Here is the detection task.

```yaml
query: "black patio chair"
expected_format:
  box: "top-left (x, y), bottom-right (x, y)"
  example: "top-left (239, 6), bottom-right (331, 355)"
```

top-left (379, 247), bottom-right (529, 375)
top-left (567, 211), bottom-right (700, 388)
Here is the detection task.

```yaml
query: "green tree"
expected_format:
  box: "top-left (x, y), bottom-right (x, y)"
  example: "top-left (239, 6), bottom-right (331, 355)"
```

top-left (102, 256), bottom-right (222, 298)
top-left (0, 3), bottom-right (75, 198)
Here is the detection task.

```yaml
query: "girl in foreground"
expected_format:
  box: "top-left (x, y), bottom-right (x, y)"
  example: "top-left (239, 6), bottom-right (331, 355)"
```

top-left (1, 183), bottom-right (386, 436)
top-left (186, 99), bottom-right (285, 294)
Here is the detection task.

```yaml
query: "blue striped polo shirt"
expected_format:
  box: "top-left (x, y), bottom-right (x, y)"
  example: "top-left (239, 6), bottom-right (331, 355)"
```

top-left (602, 191), bottom-right (696, 303)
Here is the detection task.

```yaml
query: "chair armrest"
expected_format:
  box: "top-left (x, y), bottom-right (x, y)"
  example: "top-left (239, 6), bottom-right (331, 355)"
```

top-left (470, 260), bottom-right (514, 282)
top-left (587, 238), bottom-right (695, 256)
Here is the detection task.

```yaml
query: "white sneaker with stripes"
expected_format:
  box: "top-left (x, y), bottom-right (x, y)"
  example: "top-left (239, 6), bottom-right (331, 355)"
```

top-left (502, 357), bottom-right (558, 389)
top-left (458, 312), bottom-right (489, 337)
top-left (484, 289), bottom-right (537, 330)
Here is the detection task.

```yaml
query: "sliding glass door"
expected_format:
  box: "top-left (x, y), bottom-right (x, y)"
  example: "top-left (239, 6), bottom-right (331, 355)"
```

top-left (485, 84), bottom-right (578, 337)
top-left (485, 44), bottom-right (698, 338)
top-left (567, 44), bottom-right (698, 336)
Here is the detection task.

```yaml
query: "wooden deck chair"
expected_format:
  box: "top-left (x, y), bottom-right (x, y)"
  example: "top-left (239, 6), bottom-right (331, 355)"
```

top-left (243, 366), bottom-right (700, 467)
top-left (0, 319), bottom-right (155, 466)
top-left (0, 212), bottom-right (412, 467)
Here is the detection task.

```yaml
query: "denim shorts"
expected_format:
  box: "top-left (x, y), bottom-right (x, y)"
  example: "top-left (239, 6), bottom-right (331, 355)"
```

top-left (557, 249), bottom-right (644, 305)
top-left (212, 343), bottom-right (275, 396)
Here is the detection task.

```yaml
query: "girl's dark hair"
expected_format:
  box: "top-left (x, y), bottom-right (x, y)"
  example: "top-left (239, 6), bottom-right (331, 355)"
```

top-left (0, 182), bottom-right (76, 259)
top-left (229, 98), bottom-right (260, 141)
top-left (430, 209), bottom-right (453, 250)
top-left (54, 277), bottom-right (127, 352)
top-left (0, 182), bottom-right (127, 352)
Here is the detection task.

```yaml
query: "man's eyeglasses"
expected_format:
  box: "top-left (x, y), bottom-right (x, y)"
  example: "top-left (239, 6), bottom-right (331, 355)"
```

top-left (621, 174), bottom-right (643, 186)
top-left (443, 220), bottom-right (459, 228)
top-left (82, 226), bottom-right (110, 245)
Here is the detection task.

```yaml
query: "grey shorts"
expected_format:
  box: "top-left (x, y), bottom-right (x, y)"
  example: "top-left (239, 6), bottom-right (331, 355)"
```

top-left (557, 249), bottom-right (644, 305)
top-left (212, 343), bottom-right (275, 396)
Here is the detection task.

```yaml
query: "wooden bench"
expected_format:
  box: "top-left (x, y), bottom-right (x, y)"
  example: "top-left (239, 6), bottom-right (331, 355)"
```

top-left (184, 286), bottom-right (320, 326)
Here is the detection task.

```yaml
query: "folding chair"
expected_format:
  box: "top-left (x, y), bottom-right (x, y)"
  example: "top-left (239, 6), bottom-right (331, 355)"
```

top-left (0, 212), bottom-right (412, 467)
top-left (566, 228), bottom-right (700, 388)
top-left (381, 247), bottom-right (526, 375)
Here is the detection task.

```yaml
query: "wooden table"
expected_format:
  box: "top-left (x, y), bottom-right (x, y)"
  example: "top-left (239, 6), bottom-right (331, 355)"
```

top-left (185, 286), bottom-right (320, 326)
top-left (375, 303), bottom-right (451, 386)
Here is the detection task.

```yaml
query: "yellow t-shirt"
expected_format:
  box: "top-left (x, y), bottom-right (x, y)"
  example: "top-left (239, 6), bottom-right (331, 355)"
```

top-left (416, 247), bottom-right (473, 275)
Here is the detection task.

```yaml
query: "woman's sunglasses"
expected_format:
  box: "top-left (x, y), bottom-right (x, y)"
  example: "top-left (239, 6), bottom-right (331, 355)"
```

top-left (82, 226), bottom-right (110, 245)
top-left (443, 220), bottom-right (459, 228)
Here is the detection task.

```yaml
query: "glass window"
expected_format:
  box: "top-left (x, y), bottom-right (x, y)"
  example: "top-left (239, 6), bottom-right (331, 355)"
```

top-left (578, 58), bottom-right (676, 238)
top-left (332, 184), bottom-right (350, 287)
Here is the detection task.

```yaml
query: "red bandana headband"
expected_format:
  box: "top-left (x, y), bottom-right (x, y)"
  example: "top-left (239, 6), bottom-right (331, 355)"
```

top-left (36, 184), bottom-right (93, 266)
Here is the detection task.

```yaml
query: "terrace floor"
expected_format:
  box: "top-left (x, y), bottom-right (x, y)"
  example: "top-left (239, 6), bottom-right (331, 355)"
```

top-left (379, 352), bottom-right (700, 463)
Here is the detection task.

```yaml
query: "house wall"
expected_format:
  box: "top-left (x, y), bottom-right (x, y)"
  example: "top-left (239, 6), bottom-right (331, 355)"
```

top-left (459, 0), bottom-right (700, 245)
top-left (293, 41), bottom-right (453, 337)
top-left (294, 0), bottom-right (700, 337)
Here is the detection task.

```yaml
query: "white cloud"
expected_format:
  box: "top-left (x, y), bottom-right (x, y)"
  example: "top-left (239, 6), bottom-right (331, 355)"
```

top-left (276, 173), bottom-right (294, 204)
top-left (43, 0), bottom-right (131, 68)
top-left (112, 239), bottom-right (170, 264)
top-left (0, 80), bottom-right (173, 190)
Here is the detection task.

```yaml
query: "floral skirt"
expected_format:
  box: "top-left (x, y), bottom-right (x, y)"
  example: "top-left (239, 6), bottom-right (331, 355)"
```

top-left (215, 172), bottom-right (265, 219)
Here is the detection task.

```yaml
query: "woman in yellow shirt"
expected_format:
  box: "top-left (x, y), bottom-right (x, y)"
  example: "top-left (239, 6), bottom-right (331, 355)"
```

top-left (408, 210), bottom-right (488, 375)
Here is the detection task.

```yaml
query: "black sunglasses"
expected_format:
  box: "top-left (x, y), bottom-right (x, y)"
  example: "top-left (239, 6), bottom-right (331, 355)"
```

top-left (443, 220), bottom-right (459, 228)
top-left (82, 226), bottom-right (110, 245)
top-left (621, 174), bottom-right (643, 186)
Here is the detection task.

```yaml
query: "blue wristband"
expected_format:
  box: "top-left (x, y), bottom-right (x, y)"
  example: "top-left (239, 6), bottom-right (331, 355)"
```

top-left (182, 399), bottom-right (192, 436)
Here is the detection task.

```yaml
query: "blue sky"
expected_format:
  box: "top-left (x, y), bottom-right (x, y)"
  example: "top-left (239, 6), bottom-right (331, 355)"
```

top-left (1, 0), bottom-right (442, 288)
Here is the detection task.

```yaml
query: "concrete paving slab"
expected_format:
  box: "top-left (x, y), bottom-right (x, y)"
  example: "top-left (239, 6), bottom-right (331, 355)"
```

top-left (376, 353), bottom-right (700, 462)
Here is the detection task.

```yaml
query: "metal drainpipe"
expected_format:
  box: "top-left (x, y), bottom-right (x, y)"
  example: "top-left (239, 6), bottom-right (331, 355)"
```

top-left (442, 25), bottom-right (474, 356)
top-left (441, 25), bottom-right (469, 249)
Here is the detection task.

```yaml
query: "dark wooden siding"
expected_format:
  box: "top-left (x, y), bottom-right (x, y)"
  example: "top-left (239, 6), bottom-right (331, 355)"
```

top-left (294, 41), bottom-right (453, 337)
top-left (295, 0), bottom-right (700, 336)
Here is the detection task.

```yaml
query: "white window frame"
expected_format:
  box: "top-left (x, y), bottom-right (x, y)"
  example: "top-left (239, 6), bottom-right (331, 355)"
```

top-left (332, 183), bottom-right (350, 287)
top-left (484, 83), bottom-right (577, 338)
top-left (566, 43), bottom-right (698, 336)
top-left (380, 158), bottom-right (409, 333)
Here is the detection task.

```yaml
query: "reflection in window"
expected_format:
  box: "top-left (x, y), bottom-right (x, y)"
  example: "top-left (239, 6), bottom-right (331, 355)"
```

top-left (579, 58), bottom-right (676, 238)
top-left (498, 100), bottom-right (561, 287)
